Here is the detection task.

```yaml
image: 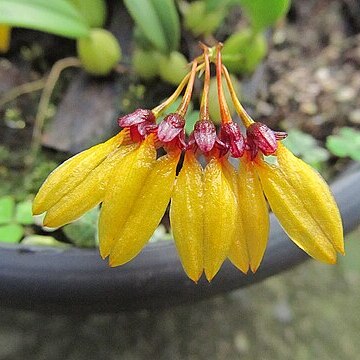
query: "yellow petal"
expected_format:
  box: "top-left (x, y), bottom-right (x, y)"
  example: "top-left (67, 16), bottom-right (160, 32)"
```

top-left (33, 132), bottom-right (124, 215)
top-left (98, 136), bottom-right (157, 259)
top-left (108, 151), bottom-right (180, 266)
top-left (0, 25), bottom-right (11, 53)
top-left (170, 151), bottom-right (204, 282)
top-left (203, 158), bottom-right (238, 281)
top-left (229, 156), bottom-right (269, 273)
top-left (43, 144), bottom-right (136, 228)
top-left (256, 144), bottom-right (344, 264)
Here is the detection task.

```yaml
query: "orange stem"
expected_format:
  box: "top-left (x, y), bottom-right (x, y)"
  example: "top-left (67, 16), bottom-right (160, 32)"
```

top-left (199, 45), bottom-right (211, 121)
top-left (222, 64), bottom-right (254, 127)
top-left (152, 63), bottom-right (205, 118)
top-left (216, 44), bottom-right (232, 124)
top-left (177, 60), bottom-right (198, 117)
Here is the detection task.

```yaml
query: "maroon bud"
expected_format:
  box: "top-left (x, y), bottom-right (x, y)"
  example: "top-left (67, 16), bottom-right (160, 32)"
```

top-left (193, 120), bottom-right (217, 153)
top-left (118, 109), bottom-right (155, 128)
top-left (247, 122), bottom-right (287, 156)
top-left (220, 122), bottom-right (245, 158)
top-left (157, 113), bottom-right (185, 143)
top-left (137, 121), bottom-right (157, 137)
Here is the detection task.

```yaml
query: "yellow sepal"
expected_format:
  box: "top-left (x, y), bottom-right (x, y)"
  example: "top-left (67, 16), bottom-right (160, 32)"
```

top-left (98, 135), bottom-right (157, 259)
top-left (106, 151), bottom-right (180, 266)
top-left (229, 156), bottom-right (269, 273)
top-left (203, 158), bottom-right (238, 281)
top-left (170, 151), bottom-right (204, 282)
top-left (256, 144), bottom-right (344, 264)
top-left (0, 25), bottom-right (11, 53)
top-left (43, 144), bottom-right (136, 228)
top-left (33, 132), bottom-right (124, 215)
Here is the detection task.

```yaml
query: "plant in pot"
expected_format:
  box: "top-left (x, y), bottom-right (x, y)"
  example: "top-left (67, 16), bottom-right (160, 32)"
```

top-left (0, 0), bottom-right (359, 313)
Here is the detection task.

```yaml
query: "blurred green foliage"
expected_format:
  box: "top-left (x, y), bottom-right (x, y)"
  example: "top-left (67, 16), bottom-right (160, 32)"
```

top-left (0, 196), bottom-right (33, 243)
top-left (63, 207), bottom-right (99, 248)
top-left (326, 127), bottom-right (360, 161)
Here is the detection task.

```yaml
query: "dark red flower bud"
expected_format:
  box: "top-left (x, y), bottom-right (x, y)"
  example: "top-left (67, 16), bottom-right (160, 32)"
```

top-left (193, 120), bottom-right (217, 153)
top-left (157, 113), bottom-right (185, 143)
top-left (247, 122), bottom-right (287, 157)
top-left (220, 122), bottom-right (245, 158)
top-left (118, 109), bottom-right (155, 128)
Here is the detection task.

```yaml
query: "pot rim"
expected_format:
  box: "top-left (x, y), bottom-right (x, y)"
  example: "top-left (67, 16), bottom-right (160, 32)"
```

top-left (0, 166), bottom-right (359, 313)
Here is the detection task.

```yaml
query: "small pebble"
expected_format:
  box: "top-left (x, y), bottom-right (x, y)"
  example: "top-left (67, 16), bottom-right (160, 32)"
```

top-left (336, 87), bottom-right (356, 102)
top-left (273, 301), bottom-right (293, 324)
top-left (300, 102), bottom-right (318, 115)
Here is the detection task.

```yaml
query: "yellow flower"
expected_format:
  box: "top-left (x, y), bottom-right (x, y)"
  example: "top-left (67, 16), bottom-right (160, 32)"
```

top-left (256, 143), bottom-right (344, 263)
top-left (228, 154), bottom-right (269, 273)
top-left (171, 150), bottom-right (238, 282)
top-left (33, 109), bottom-right (182, 269)
top-left (33, 45), bottom-right (345, 283)
top-left (33, 131), bottom-right (130, 226)
top-left (228, 123), bottom-right (344, 272)
top-left (99, 134), bottom-right (180, 266)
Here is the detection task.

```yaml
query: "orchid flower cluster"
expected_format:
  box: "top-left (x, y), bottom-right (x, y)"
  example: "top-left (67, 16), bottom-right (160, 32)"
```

top-left (33, 45), bottom-right (344, 282)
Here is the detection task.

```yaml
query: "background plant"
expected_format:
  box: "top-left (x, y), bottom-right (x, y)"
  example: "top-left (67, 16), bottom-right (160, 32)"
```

top-left (326, 127), bottom-right (360, 161)
top-left (0, 0), bottom-right (121, 75)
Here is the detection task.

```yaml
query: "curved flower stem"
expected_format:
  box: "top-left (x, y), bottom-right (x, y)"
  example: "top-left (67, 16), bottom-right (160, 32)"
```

top-left (152, 63), bottom-right (205, 118)
top-left (0, 78), bottom-right (46, 109)
top-left (216, 44), bottom-right (232, 124)
top-left (177, 60), bottom-right (198, 117)
top-left (199, 45), bottom-right (210, 121)
top-left (28, 57), bottom-right (82, 166)
top-left (222, 64), bottom-right (254, 128)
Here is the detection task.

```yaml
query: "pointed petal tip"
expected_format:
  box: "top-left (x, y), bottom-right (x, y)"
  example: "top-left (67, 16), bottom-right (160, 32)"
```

top-left (42, 217), bottom-right (51, 228)
top-left (108, 257), bottom-right (121, 268)
top-left (204, 268), bottom-right (219, 282)
top-left (99, 249), bottom-right (108, 260)
top-left (32, 208), bottom-right (43, 217)
top-left (42, 218), bottom-right (58, 230)
top-left (42, 215), bottom-right (62, 229)
top-left (334, 241), bottom-right (345, 256)
top-left (321, 252), bottom-right (338, 265)
top-left (32, 202), bottom-right (42, 216)
top-left (186, 270), bottom-right (203, 283)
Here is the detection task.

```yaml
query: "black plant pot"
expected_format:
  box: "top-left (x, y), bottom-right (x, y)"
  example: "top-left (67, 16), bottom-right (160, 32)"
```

top-left (0, 166), bottom-right (359, 313)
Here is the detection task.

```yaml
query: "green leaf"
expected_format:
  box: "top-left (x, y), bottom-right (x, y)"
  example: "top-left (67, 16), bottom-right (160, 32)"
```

top-left (63, 207), bottom-right (99, 248)
top-left (15, 200), bottom-right (34, 225)
top-left (222, 29), bottom-right (267, 74)
top-left (69, 0), bottom-right (107, 28)
top-left (0, 224), bottom-right (23, 243)
top-left (21, 235), bottom-right (70, 248)
top-left (185, 110), bottom-right (200, 135)
top-left (283, 129), bottom-right (329, 170)
top-left (205, 0), bottom-right (231, 12)
top-left (162, 97), bottom-right (182, 117)
top-left (326, 127), bottom-right (360, 161)
top-left (150, 0), bottom-right (180, 52)
top-left (239, 0), bottom-right (291, 31)
top-left (0, 196), bottom-right (15, 224)
top-left (0, 0), bottom-right (90, 39)
top-left (158, 51), bottom-right (188, 85)
top-left (124, 0), bottom-right (168, 53)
